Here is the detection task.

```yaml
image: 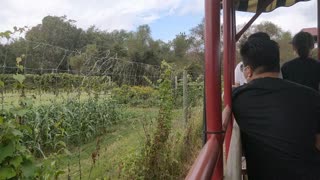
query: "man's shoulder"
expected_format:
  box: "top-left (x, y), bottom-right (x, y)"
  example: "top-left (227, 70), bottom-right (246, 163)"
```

top-left (284, 57), bottom-right (320, 66)
top-left (232, 83), bottom-right (250, 100)
top-left (232, 78), bottom-right (320, 100)
top-left (270, 78), bottom-right (319, 96)
top-left (309, 58), bottom-right (320, 68)
top-left (282, 58), bottom-right (300, 67)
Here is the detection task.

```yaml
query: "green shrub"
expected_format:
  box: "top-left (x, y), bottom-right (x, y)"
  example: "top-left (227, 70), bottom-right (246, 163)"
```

top-left (0, 118), bottom-right (38, 179)
top-left (112, 85), bottom-right (159, 107)
top-left (119, 62), bottom-right (203, 179)
top-left (0, 73), bottom-right (114, 93)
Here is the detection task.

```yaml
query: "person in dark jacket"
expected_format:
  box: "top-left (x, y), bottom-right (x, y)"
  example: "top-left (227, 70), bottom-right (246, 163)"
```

top-left (224, 38), bottom-right (320, 180)
top-left (281, 31), bottom-right (320, 91)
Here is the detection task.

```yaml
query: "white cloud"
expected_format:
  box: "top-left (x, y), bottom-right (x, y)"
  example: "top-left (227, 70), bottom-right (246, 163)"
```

top-left (164, 0), bottom-right (317, 36)
top-left (0, 0), bottom-right (317, 39)
top-left (0, 0), bottom-right (183, 32)
top-left (167, 0), bottom-right (317, 36)
top-left (235, 0), bottom-right (317, 35)
top-left (178, 0), bottom-right (204, 15)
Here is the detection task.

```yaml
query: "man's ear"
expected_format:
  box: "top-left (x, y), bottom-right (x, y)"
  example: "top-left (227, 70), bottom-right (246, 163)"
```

top-left (244, 66), bottom-right (253, 81)
top-left (247, 66), bottom-right (253, 78)
top-left (292, 46), bottom-right (297, 56)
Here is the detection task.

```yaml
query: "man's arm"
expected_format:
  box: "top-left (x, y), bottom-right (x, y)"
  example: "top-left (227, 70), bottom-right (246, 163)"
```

top-left (222, 105), bottom-right (232, 131)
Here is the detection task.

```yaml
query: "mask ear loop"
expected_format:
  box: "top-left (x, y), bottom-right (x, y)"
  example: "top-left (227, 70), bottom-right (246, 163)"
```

top-left (240, 63), bottom-right (244, 72)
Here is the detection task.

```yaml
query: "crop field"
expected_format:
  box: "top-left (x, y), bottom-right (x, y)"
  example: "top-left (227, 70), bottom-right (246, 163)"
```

top-left (0, 65), bottom-right (204, 179)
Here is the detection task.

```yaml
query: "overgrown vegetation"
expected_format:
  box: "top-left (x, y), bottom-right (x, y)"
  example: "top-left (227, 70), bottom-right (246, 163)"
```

top-left (119, 62), bottom-right (203, 179)
top-left (0, 73), bottom-right (113, 93)
top-left (112, 85), bottom-right (159, 107)
top-left (0, 56), bottom-right (46, 179)
top-left (0, 55), bottom-right (204, 179)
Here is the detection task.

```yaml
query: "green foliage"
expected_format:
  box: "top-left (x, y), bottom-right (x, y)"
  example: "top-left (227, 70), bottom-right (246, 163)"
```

top-left (119, 61), bottom-right (177, 179)
top-left (187, 82), bottom-right (204, 108)
top-left (0, 118), bottom-right (38, 179)
top-left (69, 54), bottom-right (86, 74)
top-left (120, 108), bottom-right (203, 180)
top-left (143, 61), bottom-right (175, 179)
top-left (112, 85), bottom-right (159, 107)
top-left (173, 73), bottom-right (203, 108)
top-left (311, 48), bottom-right (319, 60)
top-left (185, 62), bottom-right (203, 81)
top-left (277, 31), bottom-right (295, 63)
top-left (172, 32), bottom-right (192, 59)
top-left (118, 64), bottom-right (204, 179)
top-left (0, 31), bottom-right (12, 40)
top-left (0, 73), bottom-right (113, 93)
top-left (236, 21), bottom-right (295, 63)
top-left (69, 44), bottom-right (98, 74)
top-left (0, 16), bottom-right (205, 85)
top-left (0, 57), bottom-right (38, 179)
top-left (1, 56), bottom-right (71, 179)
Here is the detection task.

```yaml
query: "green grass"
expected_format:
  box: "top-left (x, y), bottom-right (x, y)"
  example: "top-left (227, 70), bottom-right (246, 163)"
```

top-left (58, 107), bottom-right (161, 179)
top-left (1, 89), bottom-right (202, 179)
top-left (53, 107), bottom-right (203, 179)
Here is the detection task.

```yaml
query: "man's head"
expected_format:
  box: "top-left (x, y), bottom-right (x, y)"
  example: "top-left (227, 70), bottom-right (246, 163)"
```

top-left (248, 32), bottom-right (270, 41)
top-left (292, 31), bottom-right (314, 58)
top-left (240, 38), bottom-right (280, 82)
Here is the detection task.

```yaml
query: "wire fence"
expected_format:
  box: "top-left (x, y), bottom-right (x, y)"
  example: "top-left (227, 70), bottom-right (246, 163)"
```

top-left (0, 40), bottom-right (204, 179)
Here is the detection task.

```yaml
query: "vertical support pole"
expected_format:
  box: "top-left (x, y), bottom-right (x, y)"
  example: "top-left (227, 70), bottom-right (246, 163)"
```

top-left (232, 5), bottom-right (236, 81)
top-left (175, 76), bottom-right (178, 90)
top-left (318, 0), bottom-right (320, 59)
top-left (223, 0), bottom-right (234, 159)
top-left (205, 0), bottom-right (223, 179)
top-left (108, 76), bottom-right (112, 86)
top-left (1, 66), bottom-right (4, 111)
top-left (183, 70), bottom-right (188, 125)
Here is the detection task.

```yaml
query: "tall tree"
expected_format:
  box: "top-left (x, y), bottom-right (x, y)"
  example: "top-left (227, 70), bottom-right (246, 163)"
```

top-left (190, 18), bottom-right (204, 52)
top-left (25, 16), bottom-right (84, 70)
top-left (26, 15), bottom-right (83, 49)
top-left (237, 21), bottom-right (294, 63)
top-left (172, 32), bottom-right (191, 59)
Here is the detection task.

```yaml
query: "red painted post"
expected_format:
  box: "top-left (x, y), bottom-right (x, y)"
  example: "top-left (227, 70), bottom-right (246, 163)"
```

top-left (204, 0), bottom-right (223, 179)
top-left (231, 5), bottom-right (236, 82)
top-left (185, 136), bottom-right (221, 180)
top-left (318, 0), bottom-right (320, 59)
top-left (223, 0), bottom-right (234, 159)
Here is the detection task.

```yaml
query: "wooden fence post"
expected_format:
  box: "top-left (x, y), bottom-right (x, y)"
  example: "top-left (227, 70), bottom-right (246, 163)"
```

top-left (183, 70), bottom-right (188, 125)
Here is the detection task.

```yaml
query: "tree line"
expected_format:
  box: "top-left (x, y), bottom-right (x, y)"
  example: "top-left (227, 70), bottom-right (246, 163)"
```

top-left (0, 15), bottom-right (310, 85)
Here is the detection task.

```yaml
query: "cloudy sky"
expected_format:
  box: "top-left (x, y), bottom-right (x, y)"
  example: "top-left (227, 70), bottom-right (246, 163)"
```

top-left (1, 0), bottom-right (317, 42)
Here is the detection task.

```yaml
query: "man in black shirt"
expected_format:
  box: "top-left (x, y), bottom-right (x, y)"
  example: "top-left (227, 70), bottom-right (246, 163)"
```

top-left (228, 38), bottom-right (320, 179)
top-left (281, 31), bottom-right (320, 91)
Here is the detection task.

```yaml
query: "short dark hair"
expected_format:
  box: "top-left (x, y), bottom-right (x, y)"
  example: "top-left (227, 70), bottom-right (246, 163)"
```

top-left (240, 38), bottom-right (280, 73)
top-left (292, 31), bottom-right (314, 58)
top-left (248, 32), bottom-right (270, 41)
